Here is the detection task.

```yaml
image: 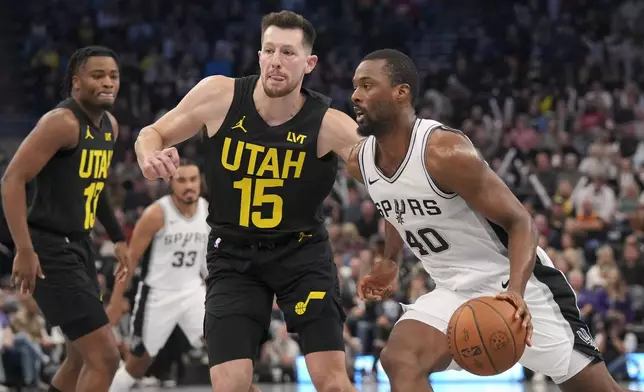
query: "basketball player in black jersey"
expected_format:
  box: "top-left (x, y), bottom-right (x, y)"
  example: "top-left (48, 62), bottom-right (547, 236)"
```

top-left (1, 46), bottom-right (129, 392)
top-left (135, 11), bottom-right (362, 392)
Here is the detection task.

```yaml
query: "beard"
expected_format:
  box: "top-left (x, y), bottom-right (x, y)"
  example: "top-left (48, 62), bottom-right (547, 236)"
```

top-left (356, 108), bottom-right (394, 138)
top-left (357, 121), bottom-right (390, 138)
top-left (261, 76), bottom-right (300, 98)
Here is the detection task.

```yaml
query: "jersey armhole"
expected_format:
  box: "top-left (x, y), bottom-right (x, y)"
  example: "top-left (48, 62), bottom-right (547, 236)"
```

top-left (422, 126), bottom-right (458, 199)
top-left (206, 76), bottom-right (249, 139)
top-left (357, 138), bottom-right (368, 185)
top-left (54, 108), bottom-right (82, 158)
top-left (154, 201), bottom-right (168, 238)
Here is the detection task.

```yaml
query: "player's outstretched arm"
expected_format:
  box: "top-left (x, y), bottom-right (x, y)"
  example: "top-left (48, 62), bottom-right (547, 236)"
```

top-left (135, 76), bottom-right (234, 180)
top-left (318, 108), bottom-right (365, 166)
top-left (345, 138), bottom-right (368, 184)
top-left (1, 109), bottom-right (79, 251)
top-left (108, 203), bottom-right (164, 319)
top-left (424, 128), bottom-right (538, 296)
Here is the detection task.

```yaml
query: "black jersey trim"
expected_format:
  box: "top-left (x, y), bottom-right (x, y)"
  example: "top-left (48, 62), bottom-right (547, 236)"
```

top-left (531, 254), bottom-right (604, 363)
top-left (357, 138), bottom-right (369, 187)
top-left (373, 118), bottom-right (420, 183)
top-left (422, 125), bottom-right (458, 199)
top-left (138, 240), bottom-right (154, 282)
top-left (130, 283), bottom-right (151, 357)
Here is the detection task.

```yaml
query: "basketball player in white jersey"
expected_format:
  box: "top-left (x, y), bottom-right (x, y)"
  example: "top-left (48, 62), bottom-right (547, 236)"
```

top-left (108, 160), bottom-right (209, 392)
top-left (345, 49), bottom-right (631, 392)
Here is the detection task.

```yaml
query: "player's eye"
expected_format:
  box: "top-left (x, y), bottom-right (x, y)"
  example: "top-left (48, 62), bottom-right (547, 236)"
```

top-left (263, 48), bottom-right (274, 54)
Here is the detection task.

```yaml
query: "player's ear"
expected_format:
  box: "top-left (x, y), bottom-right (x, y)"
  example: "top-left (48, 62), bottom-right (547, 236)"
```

top-left (305, 54), bottom-right (318, 74)
top-left (72, 75), bottom-right (81, 92)
top-left (395, 84), bottom-right (411, 103)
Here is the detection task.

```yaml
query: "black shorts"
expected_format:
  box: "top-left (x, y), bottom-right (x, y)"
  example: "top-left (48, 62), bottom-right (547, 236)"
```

top-left (30, 228), bottom-right (108, 341)
top-left (204, 227), bottom-right (346, 366)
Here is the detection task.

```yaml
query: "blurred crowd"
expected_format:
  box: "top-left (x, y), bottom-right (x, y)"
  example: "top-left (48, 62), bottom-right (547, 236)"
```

top-left (2, 0), bottom-right (644, 388)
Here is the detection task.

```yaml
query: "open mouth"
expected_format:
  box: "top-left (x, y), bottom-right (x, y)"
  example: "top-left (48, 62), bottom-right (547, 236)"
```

top-left (97, 92), bottom-right (115, 99)
top-left (354, 107), bottom-right (365, 122)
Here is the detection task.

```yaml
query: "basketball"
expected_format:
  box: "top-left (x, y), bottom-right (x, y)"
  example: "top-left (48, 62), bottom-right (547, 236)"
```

top-left (446, 296), bottom-right (527, 376)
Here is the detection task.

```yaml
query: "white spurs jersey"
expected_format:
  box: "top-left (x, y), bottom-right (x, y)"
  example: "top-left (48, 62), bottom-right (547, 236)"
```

top-left (141, 195), bottom-right (210, 291)
top-left (359, 119), bottom-right (514, 293)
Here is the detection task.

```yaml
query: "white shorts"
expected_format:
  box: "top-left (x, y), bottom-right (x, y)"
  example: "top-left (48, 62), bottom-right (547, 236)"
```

top-left (130, 282), bottom-right (206, 357)
top-left (399, 248), bottom-right (602, 384)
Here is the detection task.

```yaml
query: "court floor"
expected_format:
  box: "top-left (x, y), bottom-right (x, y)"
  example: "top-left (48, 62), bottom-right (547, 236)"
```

top-left (134, 382), bottom-right (644, 391)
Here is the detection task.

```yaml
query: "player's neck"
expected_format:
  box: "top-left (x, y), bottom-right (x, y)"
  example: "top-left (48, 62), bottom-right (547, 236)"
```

top-left (71, 95), bottom-right (104, 127)
top-left (375, 110), bottom-right (417, 168)
top-left (253, 82), bottom-right (306, 126)
top-left (171, 196), bottom-right (198, 218)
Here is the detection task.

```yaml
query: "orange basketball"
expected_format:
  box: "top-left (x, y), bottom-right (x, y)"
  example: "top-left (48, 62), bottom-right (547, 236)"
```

top-left (446, 296), bottom-right (527, 376)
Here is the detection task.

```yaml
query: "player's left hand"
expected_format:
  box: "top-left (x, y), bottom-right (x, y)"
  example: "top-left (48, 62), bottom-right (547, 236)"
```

top-left (358, 258), bottom-right (399, 301)
top-left (113, 241), bottom-right (129, 281)
top-left (496, 290), bottom-right (533, 347)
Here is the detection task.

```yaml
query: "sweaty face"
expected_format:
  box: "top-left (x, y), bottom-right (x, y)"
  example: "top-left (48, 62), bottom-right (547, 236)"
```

top-left (171, 165), bottom-right (201, 205)
top-left (74, 56), bottom-right (120, 109)
top-left (351, 60), bottom-right (397, 137)
top-left (259, 26), bottom-right (316, 98)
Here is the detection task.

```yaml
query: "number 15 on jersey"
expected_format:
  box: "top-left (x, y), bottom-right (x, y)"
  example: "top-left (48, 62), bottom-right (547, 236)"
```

top-left (233, 177), bottom-right (284, 229)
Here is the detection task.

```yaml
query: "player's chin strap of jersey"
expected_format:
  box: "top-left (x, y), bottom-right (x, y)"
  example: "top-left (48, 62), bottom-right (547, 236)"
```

top-left (96, 194), bottom-right (126, 243)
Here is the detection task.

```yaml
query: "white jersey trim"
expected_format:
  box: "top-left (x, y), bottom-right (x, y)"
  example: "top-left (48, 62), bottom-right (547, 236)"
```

top-left (372, 118), bottom-right (421, 183)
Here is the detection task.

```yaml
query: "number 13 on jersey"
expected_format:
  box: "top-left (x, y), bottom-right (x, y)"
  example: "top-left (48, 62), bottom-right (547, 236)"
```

top-left (233, 178), bottom-right (284, 228)
top-left (83, 181), bottom-right (105, 230)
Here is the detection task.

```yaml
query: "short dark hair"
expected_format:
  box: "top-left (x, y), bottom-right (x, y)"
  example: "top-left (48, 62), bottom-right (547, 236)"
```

top-left (63, 46), bottom-right (120, 97)
top-left (261, 11), bottom-right (316, 50)
top-left (179, 158), bottom-right (198, 168)
top-left (362, 49), bottom-right (419, 104)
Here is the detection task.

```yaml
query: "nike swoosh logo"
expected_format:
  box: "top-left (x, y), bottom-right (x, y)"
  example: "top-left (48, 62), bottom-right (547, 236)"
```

top-left (501, 280), bottom-right (509, 289)
top-left (368, 178), bottom-right (379, 185)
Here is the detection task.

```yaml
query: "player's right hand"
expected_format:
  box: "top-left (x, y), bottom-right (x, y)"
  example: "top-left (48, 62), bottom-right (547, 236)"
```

top-left (11, 249), bottom-right (45, 295)
top-left (139, 147), bottom-right (180, 182)
top-left (358, 258), bottom-right (399, 302)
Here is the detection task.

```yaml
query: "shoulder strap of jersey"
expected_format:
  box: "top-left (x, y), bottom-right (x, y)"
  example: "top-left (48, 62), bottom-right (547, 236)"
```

top-left (205, 75), bottom-right (259, 138)
top-left (52, 98), bottom-right (86, 158)
top-left (154, 196), bottom-right (172, 237)
top-left (418, 120), bottom-right (458, 198)
top-left (357, 136), bottom-right (377, 187)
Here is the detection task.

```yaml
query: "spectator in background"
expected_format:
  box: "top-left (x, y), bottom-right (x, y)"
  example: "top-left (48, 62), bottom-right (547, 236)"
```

top-left (343, 324), bottom-right (362, 382)
top-left (595, 268), bottom-right (634, 325)
top-left (619, 235), bottom-right (644, 287)
top-left (264, 323), bottom-right (300, 383)
top-left (568, 269), bottom-right (596, 327)
top-left (355, 201), bottom-right (379, 240)
top-left (0, 289), bottom-right (14, 389)
top-left (576, 171), bottom-right (617, 223)
top-left (586, 246), bottom-right (617, 290)
top-left (9, 294), bottom-right (53, 388)
top-left (595, 313), bottom-right (638, 381)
